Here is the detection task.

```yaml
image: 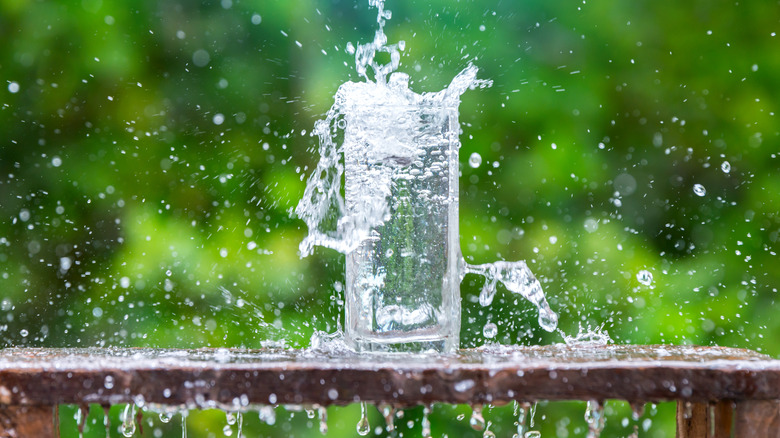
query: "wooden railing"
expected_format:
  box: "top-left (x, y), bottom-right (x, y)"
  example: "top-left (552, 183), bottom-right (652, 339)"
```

top-left (0, 345), bottom-right (778, 437)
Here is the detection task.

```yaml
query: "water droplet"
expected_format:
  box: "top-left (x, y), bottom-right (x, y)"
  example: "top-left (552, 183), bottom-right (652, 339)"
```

top-left (226, 412), bottom-right (237, 425)
top-left (318, 406), bottom-right (328, 434)
top-left (585, 400), bottom-right (606, 438)
top-left (222, 424), bottom-right (233, 436)
top-left (483, 322), bottom-right (498, 339)
top-left (721, 161), bottom-right (731, 173)
top-left (469, 405), bottom-right (486, 431)
top-left (512, 401), bottom-right (530, 438)
top-left (469, 152), bottom-right (482, 168)
top-left (379, 404), bottom-right (395, 432)
top-left (192, 49), bottom-right (210, 67)
top-left (630, 402), bottom-right (645, 420)
top-left (356, 402), bottom-right (371, 436)
top-left (693, 183), bottom-right (706, 197)
top-left (8, 81), bottom-right (20, 93)
top-left (251, 14), bottom-right (262, 25)
top-left (524, 432), bottom-right (541, 438)
top-left (181, 411), bottom-right (188, 438)
top-left (76, 406), bottom-right (86, 438)
top-left (159, 412), bottom-right (173, 423)
top-left (121, 404), bottom-right (136, 437)
top-left (213, 113), bottom-right (225, 125)
top-left (422, 405), bottom-right (432, 438)
top-left (104, 375), bottom-right (114, 389)
top-left (258, 406), bottom-right (276, 425)
top-left (345, 42), bottom-right (356, 55)
top-left (636, 270), bottom-right (653, 286)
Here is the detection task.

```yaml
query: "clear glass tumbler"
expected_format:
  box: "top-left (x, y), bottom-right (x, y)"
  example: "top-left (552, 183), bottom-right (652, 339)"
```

top-left (343, 102), bottom-right (461, 353)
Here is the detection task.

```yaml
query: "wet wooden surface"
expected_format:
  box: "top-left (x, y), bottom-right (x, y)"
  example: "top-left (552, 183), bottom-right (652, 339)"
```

top-left (0, 405), bottom-right (54, 437)
top-left (0, 345), bottom-right (778, 408)
top-left (675, 401), bottom-right (734, 438)
top-left (734, 400), bottom-right (780, 437)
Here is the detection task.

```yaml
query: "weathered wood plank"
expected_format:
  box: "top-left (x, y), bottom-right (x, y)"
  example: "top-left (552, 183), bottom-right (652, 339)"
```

top-left (0, 405), bottom-right (54, 437)
top-left (0, 345), bottom-right (777, 408)
top-left (734, 400), bottom-right (780, 438)
top-left (676, 402), bottom-right (708, 438)
top-left (710, 401), bottom-right (733, 438)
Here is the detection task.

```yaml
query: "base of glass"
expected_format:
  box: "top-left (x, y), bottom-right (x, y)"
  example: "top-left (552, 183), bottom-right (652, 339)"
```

top-left (346, 333), bottom-right (459, 353)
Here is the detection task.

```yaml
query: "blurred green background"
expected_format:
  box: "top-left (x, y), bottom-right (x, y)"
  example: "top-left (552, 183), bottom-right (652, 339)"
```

top-left (1, 0), bottom-right (779, 436)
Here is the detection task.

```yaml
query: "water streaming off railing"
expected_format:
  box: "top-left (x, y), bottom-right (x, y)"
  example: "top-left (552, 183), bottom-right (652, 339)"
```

top-left (56, 400), bottom-right (671, 438)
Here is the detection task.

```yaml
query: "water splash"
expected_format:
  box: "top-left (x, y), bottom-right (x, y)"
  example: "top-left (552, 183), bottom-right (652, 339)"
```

top-left (296, 0), bottom-right (557, 347)
top-left (562, 324), bottom-right (612, 346)
top-left (465, 261), bottom-right (558, 332)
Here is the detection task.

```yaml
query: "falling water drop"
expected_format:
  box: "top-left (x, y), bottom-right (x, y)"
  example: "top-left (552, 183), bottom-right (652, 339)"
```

top-left (469, 152), bottom-right (482, 168)
top-left (159, 412), bottom-right (173, 423)
top-left (721, 161), bottom-right (731, 173)
top-left (630, 402), bottom-right (645, 420)
top-left (524, 432), bottom-right (541, 438)
top-left (121, 404), bottom-right (136, 437)
top-left (379, 403), bottom-right (395, 432)
top-left (628, 402), bottom-right (645, 437)
top-left (469, 405), bottom-right (486, 431)
top-left (76, 406), bottom-right (86, 438)
top-left (258, 406), bottom-right (276, 425)
top-left (356, 402), bottom-right (371, 436)
top-left (318, 406), bottom-right (328, 434)
top-left (222, 424), bottom-right (233, 436)
top-left (585, 400), bottom-right (606, 438)
top-left (512, 401), bottom-right (530, 438)
top-left (693, 183), bottom-right (706, 196)
top-left (483, 421), bottom-right (496, 438)
top-left (226, 412), bottom-right (237, 425)
top-left (181, 411), bottom-right (188, 438)
top-left (236, 412), bottom-right (243, 438)
top-left (422, 405), bottom-right (432, 438)
top-left (636, 270), bottom-right (653, 286)
top-left (103, 405), bottom-right (111, 438)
